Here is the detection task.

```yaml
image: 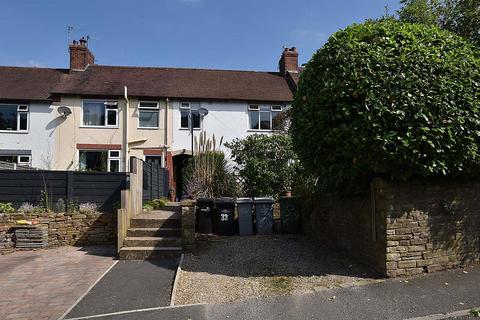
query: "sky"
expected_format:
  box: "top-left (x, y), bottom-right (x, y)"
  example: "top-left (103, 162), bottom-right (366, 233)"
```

top-left (0, 0), bottom-right (401, 71)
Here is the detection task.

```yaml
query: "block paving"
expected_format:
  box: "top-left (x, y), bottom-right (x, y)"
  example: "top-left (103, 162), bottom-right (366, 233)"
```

top-left (0, 246), bottom-right (115, 320)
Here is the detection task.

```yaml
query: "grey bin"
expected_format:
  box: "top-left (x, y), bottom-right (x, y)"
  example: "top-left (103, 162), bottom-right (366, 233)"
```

top-left (236, 198), bottom-right (254, 236)
top-left (254, 197), bottom-right (275, 235)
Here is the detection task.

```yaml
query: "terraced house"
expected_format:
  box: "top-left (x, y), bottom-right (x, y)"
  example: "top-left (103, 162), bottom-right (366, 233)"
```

top-left (0, 38), bottom-right (300, 199)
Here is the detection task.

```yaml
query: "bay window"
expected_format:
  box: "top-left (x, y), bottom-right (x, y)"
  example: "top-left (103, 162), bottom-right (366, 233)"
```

top-left (138, 102), bottom-right (159, 128)
top-left (248, 104), bottom-right (283, 131)
top-left (82, 100), bottom-right (118, 127)
top-left (0, 104), bottom-right (29, 132)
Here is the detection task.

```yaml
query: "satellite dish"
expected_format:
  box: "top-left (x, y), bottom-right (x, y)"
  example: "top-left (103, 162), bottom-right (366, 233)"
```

top-left (58, 106), bottom-right (72, 117)
top-left (198, 107), bottom-right (209, 116)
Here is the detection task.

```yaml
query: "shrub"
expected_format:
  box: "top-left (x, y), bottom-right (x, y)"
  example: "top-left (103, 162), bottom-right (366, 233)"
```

top-left (183, 132), bottom-right (239, 198)
top-left (18, 202), bottom-right (35, 214)
top-left (145, 198), bottom-right (168, 209)
top-left (78, 202), bottom-right (98, 214)
top-left (55, 198), bottom-right (66, 213)
top-left (291, 20), bottom-right (480, 194)
top-left (226, 134), bottom-right (299, 197)
top-left (0, 202), bottom-right (15, 214)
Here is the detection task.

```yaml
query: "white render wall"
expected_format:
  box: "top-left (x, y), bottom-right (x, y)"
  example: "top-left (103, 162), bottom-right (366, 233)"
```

top-left (0, 102), bottom-right (56, 169)
top-left (171, 100), bottom-right (271, 158)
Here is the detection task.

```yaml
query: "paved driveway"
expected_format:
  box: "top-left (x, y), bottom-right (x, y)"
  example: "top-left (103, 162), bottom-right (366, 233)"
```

top-left (0, 246), bottom-right (115, 320)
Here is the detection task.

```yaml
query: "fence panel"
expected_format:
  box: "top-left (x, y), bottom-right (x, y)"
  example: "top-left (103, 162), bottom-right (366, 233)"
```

top-left (0, 170), bottom-right (127, 212)
top-left (142, 161), bottom-right (169, 204)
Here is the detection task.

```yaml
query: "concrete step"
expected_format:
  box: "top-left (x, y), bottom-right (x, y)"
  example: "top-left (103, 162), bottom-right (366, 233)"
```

top-left (136, 210), bottom-right (181, 220)
top-left (127, 227), bottom-right (181, 237)
top-left (130, 217), bottom-right (181, 228)
top-left (118, 246), bottom-right (182, 260)
top-left (160, 204), bottom-right (181, 212)
top-left (123, 236), bottom-right (182, 247)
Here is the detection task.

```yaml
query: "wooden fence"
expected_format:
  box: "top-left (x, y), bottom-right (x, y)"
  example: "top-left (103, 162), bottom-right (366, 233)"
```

top-left (0, 170), bottom-right (127, 212)
top-left (142, 160), bottom-right (169, 203)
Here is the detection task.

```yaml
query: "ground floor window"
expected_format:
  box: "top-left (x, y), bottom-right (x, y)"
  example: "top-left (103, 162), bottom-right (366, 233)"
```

top-left (79, 150), bottom-right (121, 172)
top-left (0, 155), bottom-right (31, 166)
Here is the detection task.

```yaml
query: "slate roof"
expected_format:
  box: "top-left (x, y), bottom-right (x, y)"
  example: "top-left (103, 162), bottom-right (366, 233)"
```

top-left (0, 67), bottom-right (68, 101)
top-left (52, 65), bottom-right (294, 102)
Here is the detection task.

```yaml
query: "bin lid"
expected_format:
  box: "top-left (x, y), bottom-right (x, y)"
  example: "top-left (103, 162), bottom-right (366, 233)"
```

top-left (254, 197), bottom-right (275, 204)
top-left (197, 197), bottom-right (214, 204)
top-left (236, 197), bottom-right (254, 204)
top-left (214, 197), bottom-right (235, 204)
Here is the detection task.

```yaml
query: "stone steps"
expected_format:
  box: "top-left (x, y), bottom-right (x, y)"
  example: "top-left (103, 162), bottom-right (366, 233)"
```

top-left (123, 236), bottom-right (182, 247)
top-left (120, 204), bottom-right (183, 260)
top-left (126, 227), bottom-right (181, 237)
top-left (118, 246), bottom-right (182, 260)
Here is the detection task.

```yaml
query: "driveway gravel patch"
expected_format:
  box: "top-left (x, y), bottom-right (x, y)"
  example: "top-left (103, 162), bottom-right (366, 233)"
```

top-left (175, 235), bottom-right (382, 304)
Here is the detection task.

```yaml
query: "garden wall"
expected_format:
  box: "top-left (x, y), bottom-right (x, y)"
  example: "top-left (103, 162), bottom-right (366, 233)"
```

top-left (303, 177), bottom-right (480, 277)
top-left (302, 188), bottom-right (387, 273)
top-left (378, 178), bottom-right (480, 277)
top-left (0, 211), bottom-right (115, 254)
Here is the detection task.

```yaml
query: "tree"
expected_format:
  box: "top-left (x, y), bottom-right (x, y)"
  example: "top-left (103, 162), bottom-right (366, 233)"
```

top-left (291, 20), bottom-right (480, 194)
top-left (398, 0), bottom-right (480, 45)
top-left (226, 134), bottom-right (298, 197)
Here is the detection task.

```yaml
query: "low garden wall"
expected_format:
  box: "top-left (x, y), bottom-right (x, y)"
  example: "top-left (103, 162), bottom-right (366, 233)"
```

top-left (0, 212), bottom-right (116, 254)
top-left (303, 177), bottom-right (480, 277)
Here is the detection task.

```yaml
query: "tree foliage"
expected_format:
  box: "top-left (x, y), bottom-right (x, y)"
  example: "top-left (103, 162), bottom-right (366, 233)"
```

top-left (226, 134), bottom-right (298, 197)
top-left (291, 20), bottom-right (480, 194)
top-left (398, 0), bottom-right (480, 45)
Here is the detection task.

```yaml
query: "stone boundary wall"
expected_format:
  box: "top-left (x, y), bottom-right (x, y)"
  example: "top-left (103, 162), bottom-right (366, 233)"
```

top-left (303, 177), bottom-right (480, 277)
top-left (378, 178), bottom-right (480, 277)
top-left (0, 212), bottom-right (115, 254)
top-left (302, 191), bottom-right (387, 274)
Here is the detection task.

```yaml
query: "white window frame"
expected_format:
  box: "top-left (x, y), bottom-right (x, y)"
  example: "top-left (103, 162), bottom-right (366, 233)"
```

top-left (180, 102), bottom-right (201, 130)
top-left (138, 101), bottom-right (160, 129)
top-left (107, 150), bottom-right (121, 172)
top-left (0, 155), bottom-right (31, 167)
top-left (17, 155), bottom-right (31, 166)
top-left (248, 104), bottom-right (283, 131)
top-left (81, 100), bottom-right (119, 128)
top-left (78, 149), bottom-right (121, 172)
top-left (0, 103), bottom-right (29, 133)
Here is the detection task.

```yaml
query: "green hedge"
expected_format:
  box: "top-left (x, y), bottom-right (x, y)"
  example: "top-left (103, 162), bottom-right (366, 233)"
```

top-left (291, 20), bottom-right (480, 193)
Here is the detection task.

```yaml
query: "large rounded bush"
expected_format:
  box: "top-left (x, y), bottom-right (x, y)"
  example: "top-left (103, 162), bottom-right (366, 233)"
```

top-left (291, 20), bottom-right (480, 193)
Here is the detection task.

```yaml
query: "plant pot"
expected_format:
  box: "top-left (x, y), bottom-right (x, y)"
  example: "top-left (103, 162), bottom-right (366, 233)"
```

top-left (283, 191), bottom-right (292, 197)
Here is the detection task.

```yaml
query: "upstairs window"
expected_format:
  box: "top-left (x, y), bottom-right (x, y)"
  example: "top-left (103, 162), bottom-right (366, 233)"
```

top-left (138, 102), bottom-right (159, 128)
top-left (0, 104), bottom-right (29, 132)
top-left (180, 102), bottom-right (200, 129)
top-left (248, 104), bottom-right (283, 131)
top-left (82, 100), bottom-right (118, 127)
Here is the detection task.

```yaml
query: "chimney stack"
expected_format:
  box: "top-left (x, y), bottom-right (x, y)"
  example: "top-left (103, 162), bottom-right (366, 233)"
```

top-left (69, 37), bottom-right (95, 71)
top-left (279, 47), bottom-right (299, 75)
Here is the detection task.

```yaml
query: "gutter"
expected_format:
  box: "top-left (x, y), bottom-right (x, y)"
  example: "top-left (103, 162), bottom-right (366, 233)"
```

top-left (124, 86), bottom-right (129, 172)
top-left (164, 98), bottom-right (169, 168)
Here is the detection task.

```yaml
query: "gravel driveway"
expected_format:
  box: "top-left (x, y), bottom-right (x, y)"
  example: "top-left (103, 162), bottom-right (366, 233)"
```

top-left (175, 235), bottom-right (382, 305)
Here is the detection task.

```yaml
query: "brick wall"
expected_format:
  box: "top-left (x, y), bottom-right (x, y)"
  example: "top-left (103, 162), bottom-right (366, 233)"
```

top-left (302, 177), bottom-right (480, 277)
top-left (0, 212), bottom-right (115, 254)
